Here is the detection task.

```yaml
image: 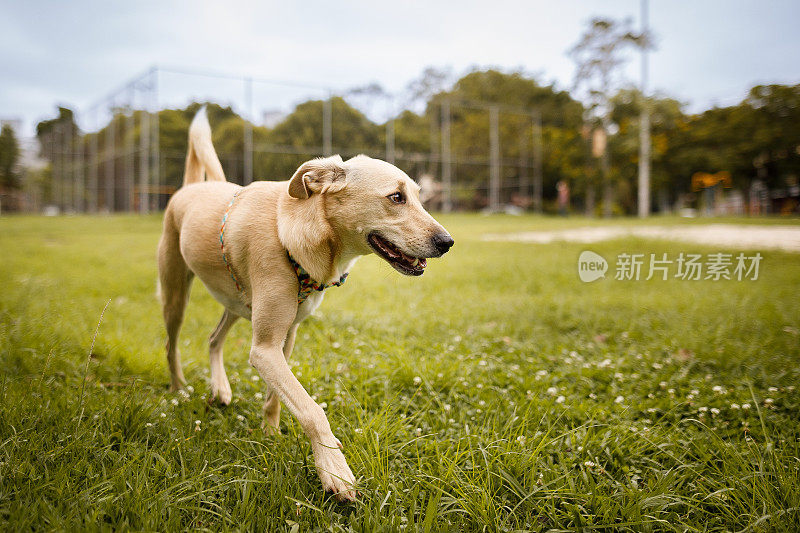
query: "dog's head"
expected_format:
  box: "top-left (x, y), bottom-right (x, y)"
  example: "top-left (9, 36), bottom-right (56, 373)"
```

top-left (288, 154), bottom-right (453, 275)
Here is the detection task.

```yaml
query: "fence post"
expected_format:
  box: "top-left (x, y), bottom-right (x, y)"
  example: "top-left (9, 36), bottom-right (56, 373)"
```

top-left (532, 111), bottom-right (543, 213)
top-left (243, 76), bottom-right (253, 185)
top-left (440, 99), bottom-right (452, 212)
top-left (489, 105), bottom-right (500, 212)
top-left (126, 101), bottom-right (136, 211)
top-left (105, 107), bottom-right (115, 211)
top-left (323, 94), bottom-right (332, 156)
top-left (89, 110), bottom-right (98, 213)
top-left (139, 109), bottom-right (150, 214)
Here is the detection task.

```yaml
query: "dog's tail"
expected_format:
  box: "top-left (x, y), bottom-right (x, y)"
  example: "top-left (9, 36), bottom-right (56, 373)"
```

top-left (183, 106), bottom-right (226, 186)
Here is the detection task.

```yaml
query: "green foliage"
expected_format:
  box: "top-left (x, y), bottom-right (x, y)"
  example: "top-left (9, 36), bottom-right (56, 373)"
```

top-left (31, 69), bottom-right (800, 214)
top-left (1, 214), bottom-right (799, 530)
top-left (0, 124), bottom-right (20, 189)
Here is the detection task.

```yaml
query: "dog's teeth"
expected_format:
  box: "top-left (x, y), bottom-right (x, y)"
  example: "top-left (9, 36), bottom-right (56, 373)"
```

top-left (412, 258), bottom-right (419, 266)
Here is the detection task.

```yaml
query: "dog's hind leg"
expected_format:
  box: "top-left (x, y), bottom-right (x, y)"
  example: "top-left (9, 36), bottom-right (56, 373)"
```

top-left (262, 323), bottom-right (298, 431)
top-left (209, 309), bottom-right (239, 405)
top-left (158, 229), bottom-right (194, 391)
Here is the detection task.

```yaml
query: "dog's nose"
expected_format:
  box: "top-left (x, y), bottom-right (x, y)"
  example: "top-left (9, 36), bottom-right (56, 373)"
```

top-left (432, 233), bottom-right (454, 255)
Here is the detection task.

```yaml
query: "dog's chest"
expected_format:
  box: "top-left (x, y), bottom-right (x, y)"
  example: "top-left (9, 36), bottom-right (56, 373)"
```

top-left (293, 290), bottom-right (325, 324)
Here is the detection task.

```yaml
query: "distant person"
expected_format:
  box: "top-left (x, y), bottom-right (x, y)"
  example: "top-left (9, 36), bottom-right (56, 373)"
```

top-left (557, 180), bottom-right (570, 216)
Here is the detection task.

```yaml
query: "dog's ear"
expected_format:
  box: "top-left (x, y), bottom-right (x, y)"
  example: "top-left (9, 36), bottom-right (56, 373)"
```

top-left (288, 155), bottom-right (346, 199)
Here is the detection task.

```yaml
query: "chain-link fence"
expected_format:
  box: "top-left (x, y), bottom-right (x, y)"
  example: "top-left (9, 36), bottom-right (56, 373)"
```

top-left (33, 66), bottom-right (548, 214)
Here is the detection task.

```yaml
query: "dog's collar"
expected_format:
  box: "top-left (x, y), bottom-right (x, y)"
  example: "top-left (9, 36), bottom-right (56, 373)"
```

top-left (287, 253), bottom-right (348, 304)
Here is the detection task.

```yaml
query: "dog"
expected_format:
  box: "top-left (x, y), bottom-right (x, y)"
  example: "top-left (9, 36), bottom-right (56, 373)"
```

top-left (157, 108), bottom-right (453, 501)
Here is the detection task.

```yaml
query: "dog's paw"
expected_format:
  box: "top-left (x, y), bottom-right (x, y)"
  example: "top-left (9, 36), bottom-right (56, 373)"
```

top-left (210, 378), bottom-right (232, 406)
top-left (312, 441), bottom-right (356, 502)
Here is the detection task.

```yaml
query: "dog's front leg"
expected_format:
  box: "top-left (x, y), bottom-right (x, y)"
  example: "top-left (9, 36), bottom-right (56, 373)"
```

top-left (249, 337), bottom-right (356, 501)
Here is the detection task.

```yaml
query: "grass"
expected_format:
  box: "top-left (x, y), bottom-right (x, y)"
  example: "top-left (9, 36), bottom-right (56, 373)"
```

top-left (1, 213), bottom-right (799, 531)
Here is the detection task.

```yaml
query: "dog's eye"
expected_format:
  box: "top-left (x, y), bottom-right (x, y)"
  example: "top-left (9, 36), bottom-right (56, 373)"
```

top-left (387, 192), bottom-right (406, 204)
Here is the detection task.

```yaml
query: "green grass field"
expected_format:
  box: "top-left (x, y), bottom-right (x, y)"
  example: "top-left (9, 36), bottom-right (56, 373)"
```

top-left (1, 214), bottom-right (799, 531)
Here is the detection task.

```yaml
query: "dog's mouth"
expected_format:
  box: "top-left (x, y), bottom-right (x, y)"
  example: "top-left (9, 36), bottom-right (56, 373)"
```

top-left (367, 233), bottom-right (427, 276)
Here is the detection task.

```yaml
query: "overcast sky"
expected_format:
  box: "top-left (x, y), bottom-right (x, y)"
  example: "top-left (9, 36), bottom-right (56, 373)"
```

top-left (1, 0), bottom-right (799, 136)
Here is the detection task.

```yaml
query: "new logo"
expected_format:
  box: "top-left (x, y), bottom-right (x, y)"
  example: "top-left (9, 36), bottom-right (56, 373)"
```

top-left (578, 250), bottom-right (608, 282)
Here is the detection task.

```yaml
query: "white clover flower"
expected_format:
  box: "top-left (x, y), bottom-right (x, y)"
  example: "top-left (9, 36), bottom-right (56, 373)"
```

top-left (170, 398), bottom-right (179, 406)
top-left (712, 385), bottom-right (724, 394)
top-left (691, 389), bottom-right (699, 395)
top-left (186, 385), bottom-right (194, 394)
top-left (764, 398), bottom-right (774, 404)
top-left (415, 427), bottom-right (422, 436)
top-left (160, 412), bottom-right (166, 418)
top-left (254, 392), bottom-right (264, 400)
top-left (478, 360), bottom-right (487, 366)
top-left (251, 375), bottom-right (260, 382)
top-left (320, 402), bottom-right (327, 409)
top-left (698, 407), bottom-right (708, 412)
top-left (478, 400), bottom-right (486, 407)
top-left (768, 387), bottom-right (778, 392)
top-left (444, 404), bottom-right (451, 411)
top-left (556, 395), bottom-right (565, 404)
top-left (413, 376), bottom-right (422, 385)
top-left (584, 461), bottom-right (596, 467)
top-left (236, 414), bottom-right (245, 421)
top-left (659, 381), bottom-right (667, 389)
top-left (145, 422), bottom-right (153, 427)
top-left (668, 388), bottom-right (675, 395)
top-left (547, 387), bottom-right (558, 396)
top-left (731, 403), bottom-right (740, 409)
top-left (615, 396), bottom-right (624, 404)
top-left (354, 428), bottom-right (363, 434)
top-left (589, 393), bottom-right (597, 400)
top-left (517, 435), bottom-right (526, 445)
top-left (742, 403), bottom-right (751, 410)
top-left (536, 370), bottom-right (548, 377)
top-left (710, 408), bottom-right (720, 415)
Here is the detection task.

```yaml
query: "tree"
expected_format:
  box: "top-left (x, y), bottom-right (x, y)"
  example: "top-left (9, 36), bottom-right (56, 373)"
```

top-left (569, 17), bottom-right (645, 216)
top-left (0, 124), bottom-right (20, 189)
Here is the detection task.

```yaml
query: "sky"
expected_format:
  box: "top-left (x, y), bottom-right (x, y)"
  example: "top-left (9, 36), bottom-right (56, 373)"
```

top-left (1, 0), bottom-right (799, 136)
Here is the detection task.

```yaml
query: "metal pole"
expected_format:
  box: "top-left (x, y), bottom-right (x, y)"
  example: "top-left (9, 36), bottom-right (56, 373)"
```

top-left (64, 121), bottom-right (73, 212)
top-left (532, 112), bottom-right (544, 214)
top-left (76, 130), bottom-right (85, 212)
top-left (150, 67), bottom-right (160, 211)
top-left (385, 96), bottom-right (395, 164)
top-left (440, 99), bottom-right (452, 212)
top-left (518, 123), bottom-right (529, 200)
top-left (126, 98), bottom-right (136, 211)
top-left (89, 109), bottom-right (98, 213)
top-left (139, 108), bottom-right (150, 214)
top-left (323, 94), bottom-right (332, 156)
top-left (52, 126), bottom-right (60, 211)
top-left (105, 106), bottom-right (115, 211)
top-left (243, 76), bottom-right (253, 184)
top-left (489, 105), bottom-right (501, 212)
top-left (637, 0), bottom-right (651, 218)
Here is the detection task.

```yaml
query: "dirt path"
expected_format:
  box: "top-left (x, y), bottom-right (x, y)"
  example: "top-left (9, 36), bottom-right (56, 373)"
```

top-left (483, 224), bottom-right (800, 252)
